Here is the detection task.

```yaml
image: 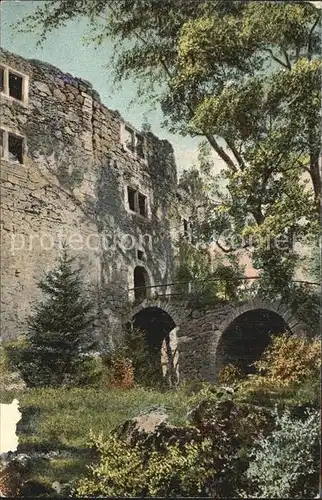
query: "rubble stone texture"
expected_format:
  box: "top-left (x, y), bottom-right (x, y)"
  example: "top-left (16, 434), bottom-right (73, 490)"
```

top-left (0, 49), bottom-right (306, 383)
top-left (0, 48), bottom-right (182, 341)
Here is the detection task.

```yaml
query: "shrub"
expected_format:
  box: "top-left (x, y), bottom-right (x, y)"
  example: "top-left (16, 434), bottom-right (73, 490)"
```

top-left (74, 395), bottom-right (275, 498)
top-left (71, 354), bottom-right (104, 387)
top-left (145, 435), bottom-right (239, 497)
top-left (74, 429), bottom-right (241, 497)
top-left (103, 326), bottom-right (164, 389)
top-left (245, 408), bottom-right (320, 498)
top-left (218, 363), bottom-right (244, 386)
top-left (240, 333), bottom-right (320, 395)
top-left (74, 432), bottom-right (145, 497)
top-left (109, 357), bottom-right (134, 389)
top-left (4, 336), bottom-right (28, 371)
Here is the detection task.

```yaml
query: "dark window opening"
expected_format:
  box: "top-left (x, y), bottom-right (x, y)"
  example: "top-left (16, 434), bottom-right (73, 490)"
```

top-left (9, 72), bottom-right (23, 101)
top-left (183, 219), bottom-right (189, 237)
top-left (136, 134), bottom-right (145, 159)
top-left (137, 250), bottom-right (144, 261)
top-left (138, 193), bottom-right (147, 216)
top-left (128, 187), bottom-right (136, 212)
top-left (0, 68), bottom-right (4, 93)
top-left (8, 134), bottom-right (23, 164)
top-left (134, 265), bottom-right (148, 301)
top-left (127, 187), bottom-right (148, 217)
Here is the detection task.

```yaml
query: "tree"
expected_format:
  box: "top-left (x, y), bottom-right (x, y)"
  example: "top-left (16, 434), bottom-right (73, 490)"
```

top-left (18, 0), bottom-right (321, 293)
top-left (175, 239), bottom-right (246, 305)
top-left (175, 142), bottom-right (246, 304)
top-left (16, 246), bottom-right (96, 387)
top-left (177, 141), bottom-right (224, 245)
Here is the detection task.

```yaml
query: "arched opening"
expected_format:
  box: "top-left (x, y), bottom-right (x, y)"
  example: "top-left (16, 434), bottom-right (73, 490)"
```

top-left (133, 266), bottom-right (149, 301)
top-left (217, 308), bottom-right (291, 375)
top-left (127, 307), bottom-right (177, 385)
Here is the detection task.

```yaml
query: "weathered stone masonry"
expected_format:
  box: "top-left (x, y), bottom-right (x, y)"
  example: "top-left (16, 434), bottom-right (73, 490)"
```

top-left (0, 49), bottom-right (307, 383)
top-left (0, 48), bottom-right (182, 340)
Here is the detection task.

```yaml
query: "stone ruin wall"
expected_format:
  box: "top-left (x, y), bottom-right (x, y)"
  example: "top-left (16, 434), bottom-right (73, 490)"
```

top-left (0, 49), bottom-right (182, 340)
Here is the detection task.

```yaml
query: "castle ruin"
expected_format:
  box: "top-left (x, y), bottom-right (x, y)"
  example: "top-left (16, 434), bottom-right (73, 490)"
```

top-left (0, 49), bottom-right (305, 383)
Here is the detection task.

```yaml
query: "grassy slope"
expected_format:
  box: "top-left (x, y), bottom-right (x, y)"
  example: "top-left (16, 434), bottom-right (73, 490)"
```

top-left (1, 386), bottom-right (191, 488)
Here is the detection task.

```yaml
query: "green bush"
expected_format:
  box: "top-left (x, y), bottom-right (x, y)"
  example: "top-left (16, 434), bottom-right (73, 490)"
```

top-left (218, 363), bottom-right (245, 386)
top-left (74, 432), bottom-right (146, 497)
top-left (68, 354), bottom-right (104, 387)
top-left (3, 335), bottom-right (28, 371)
top-left (74, 429), bottom-right (242, 497)
top-left (245, 408), bottom-right (320, 498)
top-left (74, 396), bottom-right (275, 498)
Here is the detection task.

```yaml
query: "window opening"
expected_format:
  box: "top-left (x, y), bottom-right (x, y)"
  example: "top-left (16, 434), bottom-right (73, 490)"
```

top-left (8, 133), bottom-right (23, 164)
top-left (9, 72), bottom-right (23, 101)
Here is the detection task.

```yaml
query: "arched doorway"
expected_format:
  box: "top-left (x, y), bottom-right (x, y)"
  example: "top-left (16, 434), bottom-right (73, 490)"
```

top-left (216, 308), bottom-right (291, 375)
top-left (128, 306), bottom-right (178, 386)
top-left (133, 266), bottom-right (149, 301)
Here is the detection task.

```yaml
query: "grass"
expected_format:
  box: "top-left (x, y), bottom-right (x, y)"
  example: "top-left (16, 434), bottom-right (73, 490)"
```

top-left (1, 385), bottom-right (192, 490)
top-left (0, 344), bottom-right (194, 491)
top-left (18, 386), bottom-right (190, 447)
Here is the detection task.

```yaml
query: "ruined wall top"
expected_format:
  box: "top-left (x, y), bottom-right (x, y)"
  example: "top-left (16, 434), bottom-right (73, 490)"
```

top-left (0, 47), bottom-right (177, 184)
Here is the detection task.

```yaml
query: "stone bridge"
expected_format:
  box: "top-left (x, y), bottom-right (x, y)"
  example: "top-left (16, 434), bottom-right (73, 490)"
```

top-left (127, 296), bottom-right (306, 385)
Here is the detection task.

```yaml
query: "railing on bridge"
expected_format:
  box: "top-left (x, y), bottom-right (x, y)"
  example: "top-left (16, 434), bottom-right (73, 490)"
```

top-left (128, 276), bottom-right (319, 304)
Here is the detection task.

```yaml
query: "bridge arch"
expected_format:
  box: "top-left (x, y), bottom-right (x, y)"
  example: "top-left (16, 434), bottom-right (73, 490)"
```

top-left (213, 298), bottom-right (305, 378)
top-left (130, 297), bottom-right (188, 328)
top-left (126, 299), bottom-right (187, 386)
top-left (125, 297), bottom-right (307, 384)
top-left (216, 298), bottom-right (303, 335)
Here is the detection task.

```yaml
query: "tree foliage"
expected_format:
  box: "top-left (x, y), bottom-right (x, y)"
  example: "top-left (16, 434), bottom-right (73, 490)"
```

top-left (18, 0), bottom-right (321, 293)
top-left (175, 239), bottom-right (245, 306)
top-left (175, 142), bottom-right (247, 304)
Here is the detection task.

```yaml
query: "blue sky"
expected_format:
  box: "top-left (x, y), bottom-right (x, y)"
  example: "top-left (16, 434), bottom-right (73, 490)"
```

top-left (1, 0), bottom-right (226, 174)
